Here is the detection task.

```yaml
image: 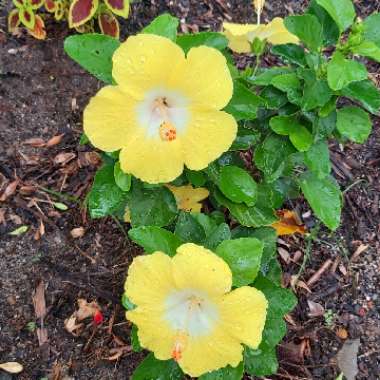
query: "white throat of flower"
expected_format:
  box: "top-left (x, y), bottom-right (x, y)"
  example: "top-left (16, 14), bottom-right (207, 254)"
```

top-left (137, 88), bottom-right (189, 142)
top-left (164, 289), bottom-right (219, 360)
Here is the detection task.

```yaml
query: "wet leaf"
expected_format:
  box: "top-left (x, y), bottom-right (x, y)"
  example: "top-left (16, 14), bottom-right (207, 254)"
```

top-left (245, 344), bottom-right (278, 377)
top-left (142, 13), bottom-right (179, 41)
top-left (9, 225), bottom-right (29, 236)
top-left (64, 34), bottom-right (120, 84)
top-left (216, 238), bottom-right (263, 286)
top-left (176, 32), bottom-right (228, 53)
top-left (0, 362), bottom-right (23, 374)
top-left (199, 361), bottom-right (244, 379)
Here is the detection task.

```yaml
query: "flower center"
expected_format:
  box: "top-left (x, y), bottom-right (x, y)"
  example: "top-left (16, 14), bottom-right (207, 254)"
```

top-left (136, 88), bottom-right (189, 141)
top-left (164, 289), bottom-right (219, 361)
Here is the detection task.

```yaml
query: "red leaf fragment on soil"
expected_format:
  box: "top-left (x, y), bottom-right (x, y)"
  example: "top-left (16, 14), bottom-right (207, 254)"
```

top-left (93, 310), bottom-right (104, 325)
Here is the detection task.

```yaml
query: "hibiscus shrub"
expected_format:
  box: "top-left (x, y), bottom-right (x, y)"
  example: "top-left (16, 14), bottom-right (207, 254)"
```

top-left (8, 0), bottom-right (130, 39)
top-left (64, 1), bottom-right (380, 378)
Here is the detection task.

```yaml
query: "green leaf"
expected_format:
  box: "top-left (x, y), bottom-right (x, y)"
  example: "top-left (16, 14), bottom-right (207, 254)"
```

top-left (88, 164), bottom-right (126, 218)
top-left (131, 325), bottom-right (143, 352)
top-left (327, 52), bottom-right (367, 91)
top-left (131, 353), bottom-right (183, 380)
top-left (315, 0), bottom-right (355, 33)
top-left (304, 140), bottom-right (331, 178)
top-left (230, 126), bottom-right (261, 151)
top-left (271, 44), bottom-right (306, 66)
top-left (231, 226), bottom-right (277, 270)
top-left (142, 13), bottom-right (179, 41)
top-left (300, 171), bottom-right (342, 230)
top-left (363, 13), bottom-right (380, 47)
top-left (129, 185), bottom-right (178, 227)
top-left (64, 34), bottom-right (120, 84)
top-left (53, 202), bottom-right (68, 211)
top-left (224, 81), bottom-right (264, 121)
top-left (199, 362), bottom-right (244, 380)
top-left (219, 166), bottom-right (257, 206)
top-left (121, 293), bottom-right (135, 310)
top-left (215, 191), bottom-right (278, 228)
top-left (128, 226), bottom-right (182, 257)
top-left (314, 111), bottom-right (337, 139)
top-left (114, 162), bottom-right (132, 192)
top-left (341, 80), bottom-right (380, 115)
top-left (174, 212), bottom-right (206, 244)
top-left (176, 32), bottom-right (228, 53)
top-left (337, 106), bottom-right (372, 143)
top-left (289, 125), bottom-right (313, 152)
top-left (244, 345), bottom-right (278, 377)
top-left (284, 15), bottom-right (322, 52)
top-left (351, 41), bottom-right (380, 62)
top-left (254, 134), bottom-right (296, 183)
top-left (9, 225), bottom-right (29, 236)
top-left (203, 223), bottom-right (231, 251)
top-left (265, 258), bottom-right (283, 285)
top-left (249, 67), bottom-right (293, 86)
top-left (185, 170), bottom-right (206, 187)
top-left (307, 0), bottom-right (340, 46)
top-left (79, 133), bottom-right (90, 145)
top-left (300, 70), bottom-right (332, 111)
top-left (216, 238), bottom-right (263, 286)
top-left (271, 73), bottom-right (302, 105)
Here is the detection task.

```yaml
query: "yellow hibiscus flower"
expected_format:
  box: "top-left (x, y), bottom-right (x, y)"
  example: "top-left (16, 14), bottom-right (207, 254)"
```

top-left (124, 243), bottom-right (268, 377)
top-left (166, 184), bottom-right (209, 213)
top-left (223, 18), bottom-right (299, 54)
top-left (84, 34), bottom-right (237, 184)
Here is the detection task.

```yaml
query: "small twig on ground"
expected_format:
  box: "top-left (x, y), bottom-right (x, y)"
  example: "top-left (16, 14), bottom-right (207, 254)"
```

top-left (306, 259), bottom-right (333, 287)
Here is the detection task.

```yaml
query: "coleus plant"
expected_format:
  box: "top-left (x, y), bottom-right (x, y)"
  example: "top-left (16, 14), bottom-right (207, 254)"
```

top-left (8, 0), bottom-right (130, 40)
top-left (63, 0), bottom-right (380, 377)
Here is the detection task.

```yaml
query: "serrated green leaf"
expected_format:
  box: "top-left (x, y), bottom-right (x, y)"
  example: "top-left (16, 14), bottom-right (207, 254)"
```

top-left (300, 171), bottom-right (342, 230)
top-left (337, 106), bottom-right (372, 143)
top-left (284, 15), bottom-right (323, 52)
top-left (199, 362), bottom-right (244, 380)
top-left (128, 226), bottom-right (182, 256)
top-left (219, 166), bottom-right (257, 206)
top-left (131, 353), bottom-right (183, 380)
top-left (224, 81), bottom-right (264, 121)
top-left (327, 52), bottom-right (367, 91)
top-left (129, 185), bottom-right (177, 227)
top-left (142, 13), bottom-right (179, 41)
top-left (88, 163), bottom-right (126, 218)
top-left (304, 140), bottom-right (331, 178)
top-left (341, 80), bottom-right (380, 115)
top-left (64, 34), bottom-right (120, 84)
top-left (176, 32), bottom-right (228, 53)
top-left (315, 0), bottom-right (355, 32)
top-left (216, 238), bottom-right (263, 286)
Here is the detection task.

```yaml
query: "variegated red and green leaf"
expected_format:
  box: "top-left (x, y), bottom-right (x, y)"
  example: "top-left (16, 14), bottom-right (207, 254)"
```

top-left (54, 0), bottom-right (64, 20)
top-left (74, 19), bottom-right (94, 33)
top-left (104, 0), bottom-right (129, 18)
top-left (13, 0), bottom-right (27, 9)
top-left (27, 14), bottom-right (46, 39)
top-left (8, 9), bottom-right (21, 33)
top-left (30, 0), bottom-right (44, 10)
top-left (98, 9), bottom-right (120, 39)
top-left (68, 0), bottom-right (99, 28)
top-left (19, 6), bottom-right (36, 29)
top-left (44, 0), bottom-right (56, 12)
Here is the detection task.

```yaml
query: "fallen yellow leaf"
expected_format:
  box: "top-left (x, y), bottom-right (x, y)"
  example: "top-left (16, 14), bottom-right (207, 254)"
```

top-left (271, 210), bottom-right (307, 236)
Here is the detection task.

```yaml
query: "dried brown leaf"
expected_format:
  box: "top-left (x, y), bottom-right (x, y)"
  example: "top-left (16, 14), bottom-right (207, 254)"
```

top-left (64, 314), bottom-right (83, 336)
top-left (0, 180), bottom-right (19, 202)
top-left (336, 327), bottom-right (348, 340)
top-left (19, 185), bottom-right (36, 195)
top-left (76, 299), bottom-right (99, 321)
top-left (46, 134), bottom-right (64, 147)
top-left (0, 208), bottom-right (6, 225)
top-left (351, 244), bottom-right (369, 262)
top-left (278, 247), bottom-right (291, 264)
top-left (53, 152), bottom-right (76, 166)
top-left (307, 300), bottom-right (325, 317)
top-left (23, 137), bottom-right (46, 147)
top-left (0, 362), bottom-right (23, 374)
top-left (32, 281), bottom-right (46, 319)
top-left (36, 327), bottom-right (49, 346)
top-left (70, 227), bottom-right (85, 239)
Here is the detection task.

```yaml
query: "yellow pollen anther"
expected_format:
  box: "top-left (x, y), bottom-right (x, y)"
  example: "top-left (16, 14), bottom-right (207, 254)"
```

top-left (160, 121), bottom-right (177, 142)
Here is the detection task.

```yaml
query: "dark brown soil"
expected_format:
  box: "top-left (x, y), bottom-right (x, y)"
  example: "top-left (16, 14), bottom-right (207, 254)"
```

top-left (0, 1), bottom-right (379, 379)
